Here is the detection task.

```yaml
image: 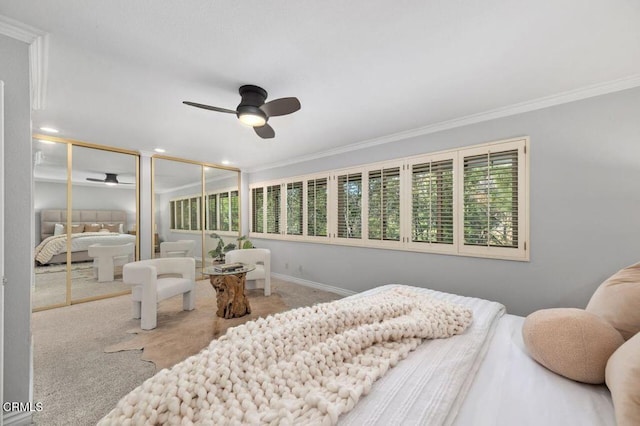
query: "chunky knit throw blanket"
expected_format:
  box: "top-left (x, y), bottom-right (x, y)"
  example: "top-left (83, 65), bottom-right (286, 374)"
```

top-left (99, 286), bottom-right (473, 425)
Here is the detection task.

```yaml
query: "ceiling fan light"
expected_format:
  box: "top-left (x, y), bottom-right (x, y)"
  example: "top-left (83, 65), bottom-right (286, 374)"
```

top-left (238, 112), bottom-right (267, 127)
top-left (104, 182), bottom-right (117, 186)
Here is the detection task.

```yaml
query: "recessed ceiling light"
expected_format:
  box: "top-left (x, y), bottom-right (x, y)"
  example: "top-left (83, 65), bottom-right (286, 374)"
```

top-left (154, 148), bottom-right (166, 153)
top-left (40, 127), bottom-right (59, 133)
top-left (221, 160), bottom-right (231, 165)
top-left (37, 139), bottom-right (56, 145)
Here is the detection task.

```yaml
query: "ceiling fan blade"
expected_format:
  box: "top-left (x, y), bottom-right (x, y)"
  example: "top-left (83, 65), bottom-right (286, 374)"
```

top-left (254, 123), bottom-right (275, 139)
top-left (183, 101), bottom-right (237, 114)
top-left (86, 178), bottom-right (105, 182)
top-left (260, 97), bottom-right (301, 117)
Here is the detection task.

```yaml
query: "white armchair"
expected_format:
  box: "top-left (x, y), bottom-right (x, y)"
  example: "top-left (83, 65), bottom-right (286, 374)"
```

top-left (225, 248), bottom-right (271, 296)
top-left (160, 240), bottom-right (195, 258)
top-left (88, 242), bottom-right (135, 282)
top-left (123, 257), bottom-right (196, 330)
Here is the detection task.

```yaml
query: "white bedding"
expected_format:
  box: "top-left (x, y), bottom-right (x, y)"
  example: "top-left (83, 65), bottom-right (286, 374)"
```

top-left (454, 314), bottom-right (615, 426)
top-left (339, 285), bottom-right (505, 425)
top-left (34, 232), bottom-right (136, 264)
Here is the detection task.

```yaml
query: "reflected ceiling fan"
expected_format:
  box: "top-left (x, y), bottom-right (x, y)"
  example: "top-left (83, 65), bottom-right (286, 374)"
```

top-left (183, 85), bottom-right (301, 139)
top-left (86, 173), bottom-right (134, 186)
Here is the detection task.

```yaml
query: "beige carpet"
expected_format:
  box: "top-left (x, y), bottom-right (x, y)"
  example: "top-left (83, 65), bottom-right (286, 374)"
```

top-left (32, 277), bottom-right (342, 425)
top-left (34, 261), bottom-right (129, 309)
top-left (105, 284), bottom-right (289, 369)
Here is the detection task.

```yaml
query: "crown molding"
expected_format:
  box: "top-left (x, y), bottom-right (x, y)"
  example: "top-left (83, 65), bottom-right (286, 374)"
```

top-left (0, 14), bottom-right (49, 110)
top-left (247, 73), bottom-right (640, 173)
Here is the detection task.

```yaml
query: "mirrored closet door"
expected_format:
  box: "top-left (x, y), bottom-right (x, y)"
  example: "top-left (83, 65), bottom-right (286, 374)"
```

top-left (32, 136), bottom-right (139, 311)
top-left (152, 156), bottom-right (240, 280)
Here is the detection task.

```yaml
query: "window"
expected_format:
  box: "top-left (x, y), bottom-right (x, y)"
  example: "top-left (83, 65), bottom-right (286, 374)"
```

top-left (170, 201), bottom-right (176, 229)
top-left (461, 144), bottom-right (524, 257)
top-left (266, 184), bottom-right (281, 234)
top-left (207, 194), bottom-right (217, 230)
top-left (368, 167), bottom-right (401, 241)
top-left (307, 178), bottom-right (328, 237)
top-left (286, 181), bottom-right (303, 235)
top-left (337, 172), bottom-right (362, 239)
top-left (249, 137), bottom-right (528, 261)
top-left (252, 187), bottom-right (264, 233)
top-left (219, 192), bottom-right (230, 231)
top-left (231, 190), bottom-right (239, 232)
top-left (170, 196), bottom-right (201, 231)
top-left (410, 158), bottom-right (454, 245)
top-left (190, 197), bottom-right (200, 230)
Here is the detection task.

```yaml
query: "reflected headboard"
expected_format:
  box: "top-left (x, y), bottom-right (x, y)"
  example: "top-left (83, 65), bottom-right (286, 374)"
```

top-left (40, 209), bottom-right (128, 241)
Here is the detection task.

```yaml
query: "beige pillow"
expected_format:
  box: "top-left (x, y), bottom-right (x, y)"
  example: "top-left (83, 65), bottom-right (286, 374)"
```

top-left (84, 223), bottom-right (102, 232)
top-left (70, 224), bottom-right (84, 234)
top-left (586, 262), bottom-right (640, 340)
top-left (522, 308), bottom-right (624, 384)
top-left (606, 332), bottom-right (640, 426)
top-left (103, 223), bottom-right (121, 233)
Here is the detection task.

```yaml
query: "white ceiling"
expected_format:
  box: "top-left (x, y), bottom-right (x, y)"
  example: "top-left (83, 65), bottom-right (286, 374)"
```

top-left (2, 1), bottom-right (640, 171)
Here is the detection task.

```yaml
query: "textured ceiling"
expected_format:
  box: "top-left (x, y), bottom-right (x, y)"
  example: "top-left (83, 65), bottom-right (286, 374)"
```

top-left (2, 0), bottom-right (640, 171)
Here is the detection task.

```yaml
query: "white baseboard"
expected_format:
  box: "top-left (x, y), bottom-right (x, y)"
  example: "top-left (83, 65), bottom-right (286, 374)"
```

top-left (3, 411), bottom-right (32, 425)
top-left (271, 273), bottom-right (357, 297)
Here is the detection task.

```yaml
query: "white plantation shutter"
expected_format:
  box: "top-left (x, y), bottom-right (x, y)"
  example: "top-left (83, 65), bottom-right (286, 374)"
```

top-left (170, 201), bottom-right (175, 229)
top-left (411, 159), bottom-right (454, 244)
top-left (207, 194), bottom-right (217, 230)
top-left (368, 167), bottom-right (401, 241)
top-left (463, 149), bottom-right (519, 248)
top-left (249, 137), bottom-right (527, 261)
top-left (337, 173), bottom-right (362, 239)
top-left (266, 184), bottom-right (281, 234)
top-left (190, 197), bottom-right (200, 230)
top-left (251, 187), bottom-right (264, 233)
top-left (231, 191), bottom-right (239, 232)
top-left (286, 181), bottom-right (303, 235)
top-left (307, 178), bottom-right (328, 237)
top-left (218, 192), bottom-right (230, 231)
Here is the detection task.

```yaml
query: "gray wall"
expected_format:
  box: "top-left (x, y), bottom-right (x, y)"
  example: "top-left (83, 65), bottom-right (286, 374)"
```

top-left (1, 34), bottom-right (32, 412)
top-left (250, 87), bottom-right (640, 316)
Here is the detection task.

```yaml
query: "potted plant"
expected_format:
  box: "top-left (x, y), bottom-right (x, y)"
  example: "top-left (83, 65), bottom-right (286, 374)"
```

top-left (208, 233), bottom-right (236, 262)
top-left (236, 235), bottom-right (254, 249)
top-left (208, 233), bottom-right (254, 262)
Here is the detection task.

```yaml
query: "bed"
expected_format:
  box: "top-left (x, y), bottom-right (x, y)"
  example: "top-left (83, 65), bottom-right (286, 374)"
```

top-left (35, 209), bottom-right (136, 265)
top-left (99, 282), bottom-right (632, 425)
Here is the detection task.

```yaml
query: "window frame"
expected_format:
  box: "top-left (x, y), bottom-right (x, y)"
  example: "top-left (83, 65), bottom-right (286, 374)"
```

top-left (249, 137), bottom-right (529, 261)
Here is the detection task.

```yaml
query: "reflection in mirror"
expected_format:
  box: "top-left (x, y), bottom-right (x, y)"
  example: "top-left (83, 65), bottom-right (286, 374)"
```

top-left (33, 139), bottom-right (69, 310)
top-left (71, 145), bottom-right (137, 302)
top-left (153, 158), bottom-right (240, 279)
top-left (32, 138), bottom-right (139, 311)
top-left (153, 159), bottom-right (204, 277)
top-left (205, 166), bottom-right (241, 265)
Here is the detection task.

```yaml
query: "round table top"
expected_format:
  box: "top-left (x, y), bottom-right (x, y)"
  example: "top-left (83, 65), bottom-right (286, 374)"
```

top-left (203, 263), bottom-right (255, 276)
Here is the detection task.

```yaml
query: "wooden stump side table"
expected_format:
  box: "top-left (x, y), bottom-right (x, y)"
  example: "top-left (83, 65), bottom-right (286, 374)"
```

top-left (204, 265), bottom-right (255, 319)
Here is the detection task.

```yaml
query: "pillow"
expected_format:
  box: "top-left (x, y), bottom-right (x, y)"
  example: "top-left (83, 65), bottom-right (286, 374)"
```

top-left (606, 332), bottom-right (640, 426)
top-left (84, 223), bottom-right (102, 232)
top-left (70, 224), bottom-right (84, 233)
top-left (103, 223), bottom-right (121, 233)
top-left (522, 308), bottom-right (624, 384)
top-left (586, 262), bottom-right (640, 340)
top-left (53, 223), bottom-right (64, 236)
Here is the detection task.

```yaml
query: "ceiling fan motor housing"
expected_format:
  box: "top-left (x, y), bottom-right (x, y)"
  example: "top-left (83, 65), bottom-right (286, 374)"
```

top-left (237, 85), bottom-right (268, 122)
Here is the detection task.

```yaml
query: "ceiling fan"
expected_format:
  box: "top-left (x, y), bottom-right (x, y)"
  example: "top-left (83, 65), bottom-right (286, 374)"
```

top-left (86, 173), bottom-right (134, 186)
top-left (183, 85), bottom-right (301, 139)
